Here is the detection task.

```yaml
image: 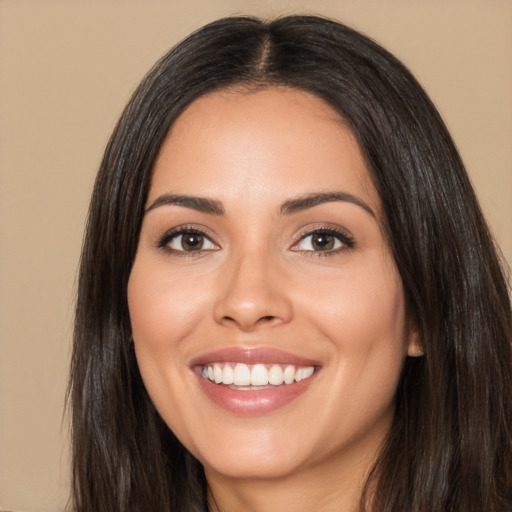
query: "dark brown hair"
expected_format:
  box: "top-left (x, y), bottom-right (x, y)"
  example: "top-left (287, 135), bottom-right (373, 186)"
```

top-left (70, 15), bottom-right (512, 511)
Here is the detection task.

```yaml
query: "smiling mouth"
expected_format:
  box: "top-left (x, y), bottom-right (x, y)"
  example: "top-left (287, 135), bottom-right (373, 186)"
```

top-left (199, 362), bottom-right (317, 388)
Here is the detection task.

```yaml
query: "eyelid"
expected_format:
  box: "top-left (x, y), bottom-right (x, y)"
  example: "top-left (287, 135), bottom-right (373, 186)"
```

top-left (157, 224), bottom-right (219, 253)
top-left (290, 224), bottom-right (355, 253)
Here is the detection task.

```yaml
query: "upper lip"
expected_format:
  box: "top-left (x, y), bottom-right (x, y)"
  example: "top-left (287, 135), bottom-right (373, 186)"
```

top-left (189, 347), bottom-right (321, 367)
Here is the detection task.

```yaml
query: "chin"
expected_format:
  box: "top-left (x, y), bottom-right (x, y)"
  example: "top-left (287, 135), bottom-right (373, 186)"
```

top-left (202, 451), bottom-right (304, 481)
top-left (184, 425), bottom-right (311, 481)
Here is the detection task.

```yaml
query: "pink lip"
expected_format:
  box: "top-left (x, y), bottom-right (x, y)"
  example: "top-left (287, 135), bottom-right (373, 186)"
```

top-left (190, 347), bottom-right (320, 367)
top-left (190, 347), bottom-right (320, 416)
top-left (195, 372), bottom-right (317, 415)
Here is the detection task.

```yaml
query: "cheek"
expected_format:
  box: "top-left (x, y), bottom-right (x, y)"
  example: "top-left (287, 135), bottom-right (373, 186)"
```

top-left (127, 260), bottom-right (211, 451)
top-left (128, 259), bottom-right (211, 348)
top-left (296, 257), bottom-right (408, 396)
top-left (298, 274), bottom-right (407, 447)
top-left (301, 260), bottom-right (406, 347)
top-left (126, 259), bottom-right (207, 405)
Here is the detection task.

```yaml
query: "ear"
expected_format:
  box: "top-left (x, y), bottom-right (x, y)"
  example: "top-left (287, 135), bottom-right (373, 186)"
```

top-left (406, 322), bottom-right (424, 357)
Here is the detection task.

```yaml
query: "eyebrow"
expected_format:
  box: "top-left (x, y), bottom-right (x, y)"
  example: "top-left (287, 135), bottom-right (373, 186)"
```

top-left (144, 191), bottom-right (375, 218)
top-left (145, 194), bottom-right (225, 215)
top-left (280, 192), bottom-right (375, 217)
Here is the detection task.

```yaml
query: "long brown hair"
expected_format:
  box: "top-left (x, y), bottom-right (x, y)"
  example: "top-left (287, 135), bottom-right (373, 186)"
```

top-left (70, 15), bottom-right (512, 511)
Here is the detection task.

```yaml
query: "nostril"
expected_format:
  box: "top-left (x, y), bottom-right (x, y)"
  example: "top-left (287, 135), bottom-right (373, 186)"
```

top-left (213, 278), bottom-right (294, 329)
top-left (220, 313), bottom-right (283, 331)
top-left (222, 314), bottom-right (275, 323)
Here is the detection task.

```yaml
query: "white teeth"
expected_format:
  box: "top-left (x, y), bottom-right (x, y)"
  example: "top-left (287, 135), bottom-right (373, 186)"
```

top-left (268, 365), bottom-right (284, 385)
top-left (294, 366), bottom-right (315, 382)
top-left (301, 366), bottom-right (315, 380)
top-left (213, 364), bottom-right (223, 384)
top-left (250, 364), bottom-right (268, 386)
top-left (222, 364), bottom-right (234, 384)
top-left (283, 365), bottom-right (295, 384)
top-left (201, 362), bottom-right (315, 387)
top-left (233, 363), bottom-right (251, 386)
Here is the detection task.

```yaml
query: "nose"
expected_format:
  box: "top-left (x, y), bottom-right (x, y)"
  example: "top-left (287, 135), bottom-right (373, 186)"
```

top-left (213, 250), bottom-right (293, 331)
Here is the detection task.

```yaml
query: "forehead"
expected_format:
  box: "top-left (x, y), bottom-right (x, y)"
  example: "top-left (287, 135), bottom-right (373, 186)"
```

top-left (150, 87), bottom-right (379, 215)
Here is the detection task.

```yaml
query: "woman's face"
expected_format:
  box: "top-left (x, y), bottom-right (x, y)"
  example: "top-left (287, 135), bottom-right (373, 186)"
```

top-left (128, 88), bottom-right (419, 483)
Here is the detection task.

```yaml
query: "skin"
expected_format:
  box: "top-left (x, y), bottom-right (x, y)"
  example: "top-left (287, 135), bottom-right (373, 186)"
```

top-left (128, 87), bottom-right (421, 512)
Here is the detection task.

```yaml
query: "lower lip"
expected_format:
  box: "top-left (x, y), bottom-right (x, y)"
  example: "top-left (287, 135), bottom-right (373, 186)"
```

top-left (195, 372), bottom-right (316, 415)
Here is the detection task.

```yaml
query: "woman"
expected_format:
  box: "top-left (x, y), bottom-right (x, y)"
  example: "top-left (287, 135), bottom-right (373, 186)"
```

top-left (70, 15), bottom-right (512, 512)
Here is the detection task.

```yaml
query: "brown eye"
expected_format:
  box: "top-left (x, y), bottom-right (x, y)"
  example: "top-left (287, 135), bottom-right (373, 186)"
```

top-left (163, 230), bottom-right (217, 253)
top-left (292, 228), bottom-right (354, 254)
top-left (310, 233), bottom-right (335, 251)
top-left (181, 232), bottom-right (204, 251)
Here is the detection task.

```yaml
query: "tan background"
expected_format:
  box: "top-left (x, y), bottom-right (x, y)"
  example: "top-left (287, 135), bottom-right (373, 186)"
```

top-left (0, 1), bottom-right (510, 510)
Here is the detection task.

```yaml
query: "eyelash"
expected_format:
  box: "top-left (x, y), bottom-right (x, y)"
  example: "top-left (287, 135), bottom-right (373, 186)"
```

top-left (157, 225), bottom-right (355, 257)
top-left (291, 226), bottom-right (355, 257)
top-left (157, 225), bottom-right (218, 257)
